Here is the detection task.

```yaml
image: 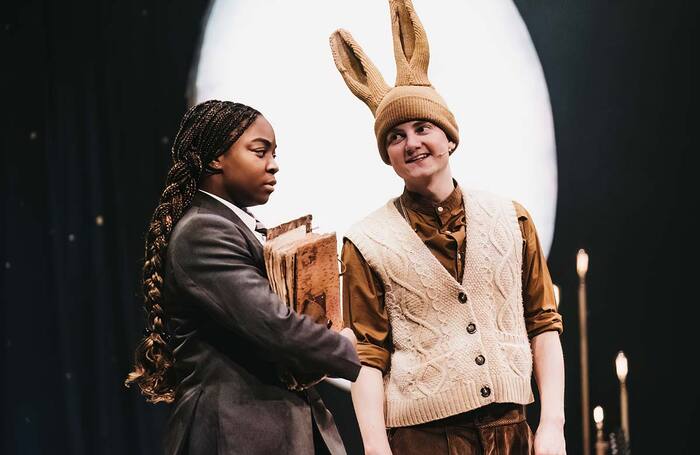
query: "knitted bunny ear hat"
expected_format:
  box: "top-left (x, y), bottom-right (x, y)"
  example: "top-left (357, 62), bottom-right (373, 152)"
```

top-left (330, 0), bottom-right (459, 165)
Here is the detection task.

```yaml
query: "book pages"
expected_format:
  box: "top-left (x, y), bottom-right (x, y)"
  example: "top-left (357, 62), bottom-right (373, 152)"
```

top-left (263, 216), bottom-right (342, 331)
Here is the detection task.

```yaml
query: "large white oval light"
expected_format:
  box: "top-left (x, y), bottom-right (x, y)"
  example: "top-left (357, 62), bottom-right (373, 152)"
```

top-left (194, 0), bottom-right (557, 254)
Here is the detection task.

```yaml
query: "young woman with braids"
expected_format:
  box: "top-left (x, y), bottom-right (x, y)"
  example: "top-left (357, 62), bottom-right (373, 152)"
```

top-left (125, 100), bottom-right (361, 455)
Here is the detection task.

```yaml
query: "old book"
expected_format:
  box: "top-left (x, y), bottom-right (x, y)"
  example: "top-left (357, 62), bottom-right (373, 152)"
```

top-left (263, 214), bottom-right (342, 331)
top-left (263, 215), bottom-right (343, 391)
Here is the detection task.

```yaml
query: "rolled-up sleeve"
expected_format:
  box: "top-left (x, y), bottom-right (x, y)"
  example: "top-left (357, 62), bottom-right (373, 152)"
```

top-left (514, 202), bottom-right (564, 338)
top-left (341, 238), bottom-right (392, 374)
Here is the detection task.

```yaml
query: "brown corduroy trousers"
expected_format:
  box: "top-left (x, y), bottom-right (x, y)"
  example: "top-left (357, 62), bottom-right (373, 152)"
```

top-left (387, 403), bottom-right (533, 455)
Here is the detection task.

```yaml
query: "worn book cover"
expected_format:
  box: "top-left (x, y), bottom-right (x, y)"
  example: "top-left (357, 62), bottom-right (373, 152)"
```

top-left (263, 215), bottom-right (343, 390)
top-left (263, 214), bottom-right (342, 331)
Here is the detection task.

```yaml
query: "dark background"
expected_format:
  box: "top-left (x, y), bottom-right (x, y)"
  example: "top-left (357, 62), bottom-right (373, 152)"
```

top-left (1, 1), bottom-right (697, 454)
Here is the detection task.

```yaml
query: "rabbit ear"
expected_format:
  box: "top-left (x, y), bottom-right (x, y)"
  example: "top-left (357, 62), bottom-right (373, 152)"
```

top-left (390, 0), bottom-right (430, 87)
top-left (330, 29), bottom-right (390, 115)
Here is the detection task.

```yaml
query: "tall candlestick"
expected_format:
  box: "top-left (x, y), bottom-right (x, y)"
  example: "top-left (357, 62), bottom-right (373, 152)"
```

top-left (593, 406), bottom-right (609, 455)
top-left (616, 351), bottom-right (630, 444)
top-left (577, 249), bottom-right (590, 455)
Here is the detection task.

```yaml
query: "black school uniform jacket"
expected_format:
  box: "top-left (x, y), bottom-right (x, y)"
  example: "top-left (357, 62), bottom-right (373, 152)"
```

top-left (162, 192), bottom-right (361, 455)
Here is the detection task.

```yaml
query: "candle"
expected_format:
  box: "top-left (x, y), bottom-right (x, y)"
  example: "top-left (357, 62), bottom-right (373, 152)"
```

top-left (576, 250), bottom-right (589, 278)
top-left (577, 249), bottom-right (591, 455)
top-left (616, 351), bottom-right (630, 444)
top-left (593, 406), bottom-right (608, 455)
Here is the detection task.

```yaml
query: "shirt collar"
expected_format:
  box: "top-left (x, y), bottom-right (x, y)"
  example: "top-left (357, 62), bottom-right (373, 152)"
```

top-left (198, 189), bottom-right (258, 234)
top-left (400, 180), bottom-right (463, 217)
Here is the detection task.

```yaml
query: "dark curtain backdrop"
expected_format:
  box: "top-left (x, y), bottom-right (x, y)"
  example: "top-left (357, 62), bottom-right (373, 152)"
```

top-left (1, 1), bottom-right (696, 454)
top-left (1, 1), bottom-right (210, 453)
top-left (516, 3), bottom-right (697, 455)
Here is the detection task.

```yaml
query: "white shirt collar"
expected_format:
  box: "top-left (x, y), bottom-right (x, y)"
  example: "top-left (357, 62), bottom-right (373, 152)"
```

top-left (198, 190), bottom-right (264, 244)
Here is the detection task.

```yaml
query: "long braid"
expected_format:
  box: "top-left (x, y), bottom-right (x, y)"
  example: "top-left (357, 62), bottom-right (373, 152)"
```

top-left (126, 100), bottom-right (260, 403)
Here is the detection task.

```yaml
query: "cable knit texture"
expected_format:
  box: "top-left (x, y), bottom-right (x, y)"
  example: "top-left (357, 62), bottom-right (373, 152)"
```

top-left (345, 190), bottom-right (533, 427)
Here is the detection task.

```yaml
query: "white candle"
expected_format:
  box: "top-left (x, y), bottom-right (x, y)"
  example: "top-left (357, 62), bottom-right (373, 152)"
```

top-left (577, 249), bottom-right (590, 455)
top-left (593, 406), bottom-right (608, 455)
top-left (615, 351), bottom-right (630, 443)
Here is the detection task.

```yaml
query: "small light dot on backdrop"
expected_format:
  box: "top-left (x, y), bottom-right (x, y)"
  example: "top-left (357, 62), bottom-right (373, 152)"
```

top-left (4, 262), bottom-right (10, 269)
top-left (141, 9), bottom-right (149, 16)
top-left (65, 372), bottom-right (73, 380)
top-left (95, 215), bottom-right (104, 226)
top-left (24, 417), bottom-right (31, 424)
top-left (161, 136), bottom-right (170, 145)
top-left (29, 131), bottom-right (38, 140)
top-left (68, 234), bottom-right (76, 242)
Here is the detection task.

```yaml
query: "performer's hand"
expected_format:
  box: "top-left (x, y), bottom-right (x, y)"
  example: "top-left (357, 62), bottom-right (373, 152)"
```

top-left (339, 327), bottom-right (357, 350)
top-left (533, 420), bottom-right (566, 455)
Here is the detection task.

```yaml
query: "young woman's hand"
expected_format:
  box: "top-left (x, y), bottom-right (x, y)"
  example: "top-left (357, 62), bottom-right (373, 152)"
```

top-left (339, 327), bottom-right (357, 350)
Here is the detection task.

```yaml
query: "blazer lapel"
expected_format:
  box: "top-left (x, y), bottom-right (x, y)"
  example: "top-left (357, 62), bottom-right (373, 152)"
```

top-left (192, 192), bottom-right (266, 270)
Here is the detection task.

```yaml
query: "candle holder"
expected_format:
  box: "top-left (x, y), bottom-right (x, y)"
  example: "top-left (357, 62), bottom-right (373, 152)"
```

top-left (577, 249), bottom-right (591, 455)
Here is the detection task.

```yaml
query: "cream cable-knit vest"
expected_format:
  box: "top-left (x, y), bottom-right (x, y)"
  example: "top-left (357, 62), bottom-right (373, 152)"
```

top-left (345, 190), bottom-right (534, 427)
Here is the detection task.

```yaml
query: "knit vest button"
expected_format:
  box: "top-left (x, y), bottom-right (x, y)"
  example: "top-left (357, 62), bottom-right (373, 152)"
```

top-left (475, 355), bottom-right (485, 366)
top-left (458, 291), bottom-right (468, 303)
top-left (480, 386), bottom-right (491, 397)
top-left (466, 323), bottom-right (476, 334)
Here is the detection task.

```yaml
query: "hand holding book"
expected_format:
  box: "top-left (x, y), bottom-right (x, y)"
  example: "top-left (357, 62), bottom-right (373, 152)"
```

top-left (263, 215), bottom-right (345, 390)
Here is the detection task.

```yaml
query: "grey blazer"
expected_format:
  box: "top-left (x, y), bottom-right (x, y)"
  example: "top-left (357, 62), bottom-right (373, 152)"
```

top-left (162, 192), bottom-right (361, 455)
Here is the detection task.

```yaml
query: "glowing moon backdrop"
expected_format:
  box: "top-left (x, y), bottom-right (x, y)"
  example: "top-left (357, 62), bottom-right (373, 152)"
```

top-left (194, 0), bottom-right (558, 254)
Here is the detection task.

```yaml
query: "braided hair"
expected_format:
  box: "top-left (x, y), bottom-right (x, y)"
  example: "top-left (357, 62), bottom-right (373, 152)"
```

top-left (125, 100), bottom-right (260, 403)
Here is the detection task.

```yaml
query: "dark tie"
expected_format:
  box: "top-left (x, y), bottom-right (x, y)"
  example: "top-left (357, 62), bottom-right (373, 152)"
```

top-left (254, 219), bottom-right (267, 238)
top-left (243, 208), bottom-right (267, 239)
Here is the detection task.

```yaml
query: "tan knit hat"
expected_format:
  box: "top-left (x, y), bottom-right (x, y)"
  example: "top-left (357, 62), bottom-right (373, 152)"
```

top-left (330, 0), bottom-right (459, 164)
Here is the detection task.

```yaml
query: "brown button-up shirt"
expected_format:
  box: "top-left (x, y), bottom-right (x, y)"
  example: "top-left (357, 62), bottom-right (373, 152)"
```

top-left (341, 184), bottom-right (563, 373)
